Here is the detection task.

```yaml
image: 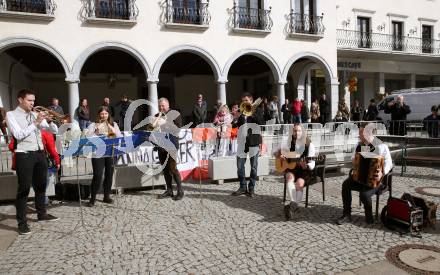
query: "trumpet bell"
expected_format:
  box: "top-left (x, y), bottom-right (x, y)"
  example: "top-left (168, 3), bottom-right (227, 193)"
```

top-left (33, 106), bottom-right (70, 124)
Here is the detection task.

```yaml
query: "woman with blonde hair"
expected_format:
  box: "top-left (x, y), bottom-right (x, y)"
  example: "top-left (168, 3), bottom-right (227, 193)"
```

top-left (213, 104), bottom-right (233, 156)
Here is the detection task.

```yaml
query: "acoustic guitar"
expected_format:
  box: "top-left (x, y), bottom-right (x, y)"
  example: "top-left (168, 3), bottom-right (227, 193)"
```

top-left (275, 152), bottom-right (324, 173)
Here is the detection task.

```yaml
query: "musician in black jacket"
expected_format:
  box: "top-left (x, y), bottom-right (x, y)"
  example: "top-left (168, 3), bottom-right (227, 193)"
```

top-left (232, 93), bottom-right (264, 198)
top-left (275, 124), bottom-right (316, 220)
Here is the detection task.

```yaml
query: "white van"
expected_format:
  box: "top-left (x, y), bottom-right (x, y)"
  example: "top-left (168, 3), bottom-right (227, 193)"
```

top-left (377, 87), bottom-right (440, 122)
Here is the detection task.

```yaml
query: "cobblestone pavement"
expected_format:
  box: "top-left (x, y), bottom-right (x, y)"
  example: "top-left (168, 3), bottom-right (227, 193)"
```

top-left (0, 166), bottom-right (439, 274)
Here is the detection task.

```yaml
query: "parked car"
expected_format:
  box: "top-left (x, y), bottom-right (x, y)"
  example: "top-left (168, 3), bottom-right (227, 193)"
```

top-left (377, 87), bottom-right (440, 123)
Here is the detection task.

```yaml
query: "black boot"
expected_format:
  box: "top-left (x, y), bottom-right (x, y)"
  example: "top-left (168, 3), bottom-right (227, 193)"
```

top-left (103, 196), bottom-right (114, 204)
top-left (158, 189), bottom-right (173, 199)
top-left (336, 213), bottom-right (352, 225)
top-left (365, 208), bottom-right (374, 224)
top-left (231, 187), bottom-right (247, 196)
top-left (173, 190), bottom-right (184, 201)
top-left (86, 198), bottom-right (95, 207)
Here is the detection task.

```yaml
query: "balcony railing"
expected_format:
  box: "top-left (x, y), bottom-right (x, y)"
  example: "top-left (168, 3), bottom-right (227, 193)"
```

top-left (233, 4), bottom-right (272, 31)
top-left (0, 0), bottom-right (56, 15)
top-left (86, 0), bottom-right (138, 21)
top-left (337, 29), bottom-right (440, 55)
top-left (288, 12), bottom-right (324, 36)
top-left (165, 0), bottom-right (210, 26)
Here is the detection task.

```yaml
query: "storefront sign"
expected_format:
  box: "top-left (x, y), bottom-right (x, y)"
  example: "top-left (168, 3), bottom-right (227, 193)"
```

top-left (338, 61), bottom-right (362, 70)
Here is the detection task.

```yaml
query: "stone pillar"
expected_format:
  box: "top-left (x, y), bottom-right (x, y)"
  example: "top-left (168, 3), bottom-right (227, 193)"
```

top-left (306, 71), bottom-right (312, 106)
top-left (217, 80), bottom-right (227, 105)
top-left (410, 73), bottom-right (416, 89)
top-left (66, 79), bottom-right (80, 119)
top-left (297, 84), bottom-right (305, 100)
top-left (379, 72), bottom-right (385, 94)
top-left (327, 78), bottom-right (340, 119)
top-left (147, 80), bottom-right (159, 116)
top-left (277, 82), bottom-right (286, 123)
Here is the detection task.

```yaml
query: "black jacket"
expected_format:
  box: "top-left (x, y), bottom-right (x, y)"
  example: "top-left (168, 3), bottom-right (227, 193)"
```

top-left (192, 104), bottom-right (207, 126)
top-left (236, 107), bottom-right (265, 150)
top-left (384, 102), bottom-right (411, 120)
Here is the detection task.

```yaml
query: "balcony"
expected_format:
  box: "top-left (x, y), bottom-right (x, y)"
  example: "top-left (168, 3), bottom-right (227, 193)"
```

top-left (164, 0), bottom-right (210, 30)
top-left (0, 0), bottom-right (56, 20)
top-left (84, 0), bottom-right (138, 26)
top-left (287, 12), bottom-right (324, 40)
top-left (337, 29), bottom-right (440, 56)
top-left (231, 4), bottom-right (272, 35)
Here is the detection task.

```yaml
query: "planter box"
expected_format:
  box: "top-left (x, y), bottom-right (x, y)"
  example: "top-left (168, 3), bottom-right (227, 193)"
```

top-left (208, 155), bottom-right (270, 181)
top-left (113, 164), bottom-right (166, 189)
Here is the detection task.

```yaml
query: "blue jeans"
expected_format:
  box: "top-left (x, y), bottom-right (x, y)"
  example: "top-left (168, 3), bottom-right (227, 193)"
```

top-left (237, 153), bottom-right (259, 190)
top-left (293, 114), bottom-right (302, 123)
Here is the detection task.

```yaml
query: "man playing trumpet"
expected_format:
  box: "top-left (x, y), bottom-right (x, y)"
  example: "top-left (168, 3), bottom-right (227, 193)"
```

top-left (232, 93), bottom-right (264, 198)
top-left (6, 89), bottom-right (59, 235)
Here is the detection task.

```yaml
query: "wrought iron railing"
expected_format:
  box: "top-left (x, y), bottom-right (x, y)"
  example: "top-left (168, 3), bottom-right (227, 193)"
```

top-left (166, 0), bottom-right (210, 25)
top-left (1, 0), bottom-right (56, 15)
top-left (337, 29), bottom-right (440, 55)
top-left (288, 11), bottom-right (324, 36)
top-left (88, 0), bottom-right (138, 20)
top-left (233, 4), bottom-right (272, 31)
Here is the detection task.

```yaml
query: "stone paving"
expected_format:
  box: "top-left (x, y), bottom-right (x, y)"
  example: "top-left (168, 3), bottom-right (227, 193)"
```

top-left (0, 165), bottom-right (439, 274)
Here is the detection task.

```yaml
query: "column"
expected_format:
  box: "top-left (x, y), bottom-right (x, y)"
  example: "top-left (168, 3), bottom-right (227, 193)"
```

top-left (410, 73), bottom-right (416, 89)
top-left (297, 84), bottom-right (305, 100)
top-left (344, 85), bottom-right (350, 108)
top-left (379, 72), bottom-right (385, 94)
top-left (67, 80), bottom-right (80, 119)
top-left (306, 71), bottom-right (312, 104)
top-left (217, 80), bottom-right (227, 105)
top-left (277, 82), bottom-right (286, 123)
top-left (147, 80), bottom-right (159, 116)
top-left (327, 78), bottom-right (340, 119)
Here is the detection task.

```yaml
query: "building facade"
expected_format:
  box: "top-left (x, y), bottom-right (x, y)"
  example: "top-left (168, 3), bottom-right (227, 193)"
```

top-left (336, 0), bottom-right (440, 109)
top-left (0, 0), bottom-right (339, 125)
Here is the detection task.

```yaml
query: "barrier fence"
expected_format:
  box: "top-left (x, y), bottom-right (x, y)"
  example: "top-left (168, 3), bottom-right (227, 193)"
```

top-left (0, 119), bottom-right (438, 175)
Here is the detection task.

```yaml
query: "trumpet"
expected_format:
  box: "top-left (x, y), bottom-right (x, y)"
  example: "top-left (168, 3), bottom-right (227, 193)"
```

top-left (146, 112), bottom-right (166, 131)
top-left (33, 106), bottom-right (70, 124)
top-left (239, 97), bottom-right (262, 117)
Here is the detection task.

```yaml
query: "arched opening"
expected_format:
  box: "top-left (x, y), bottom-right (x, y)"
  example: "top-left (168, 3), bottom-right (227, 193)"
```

top-left (0, 46), bottom-right (67, 111)
top-left (79, 49), bottom-right (145, 129)
top-left (226, 54), bottom-right (278, 106)
top-left (157, 52), bottom-right (216, 124)
top-left (284, 55), bottom-right (334, 123)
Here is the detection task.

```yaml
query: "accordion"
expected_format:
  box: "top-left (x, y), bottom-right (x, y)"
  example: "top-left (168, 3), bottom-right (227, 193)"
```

top-left (352, 152), bottom-right (384, 188)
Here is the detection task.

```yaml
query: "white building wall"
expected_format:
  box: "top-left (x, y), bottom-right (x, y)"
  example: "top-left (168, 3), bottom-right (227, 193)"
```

top-left (0, 54), bottom-right (32, 109)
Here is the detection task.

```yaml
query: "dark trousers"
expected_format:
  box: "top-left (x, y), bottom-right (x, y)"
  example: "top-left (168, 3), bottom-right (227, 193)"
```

top-left (342, 177), bottom-right (379, 218)
top-left (15, 151), bottom-right (48, 226)
top-left (390, 120), bottom-right (407, 136)
top-left (158, 149), bottom-right (182, 193)
top-left (90, 157), bottom-right (114, 201)
top-left (237, 152), bottom-right (259, 190)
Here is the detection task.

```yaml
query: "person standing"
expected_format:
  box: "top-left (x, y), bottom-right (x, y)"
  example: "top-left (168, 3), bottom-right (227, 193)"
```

top-left (310, 99), bottom-right (320, 123)
top-left (102, 97), bottom-right (115, 118)
top-left (350, 100), bottom-right (363, 122)
top-left (115, 95), bottom-right (131, 130)
top-left (281, 99), bottom-right (292, 124)
top-left (48, 98), bottom-right (64, 127)
top-left (384, 95), bottom-right (411, 136)
top-left (268, 96), bottom-right (280, 124)
top-left (338, 99), bottom-right (350, 122)
top-left (319, 94), bottom-right (330, 124)
top-left (213, 104), bottom-right (233, 156)
top-left (423, 105), bottom-right (439, 138)
top-left (75, 98), bottom-right (90, 131)
top-left (192, 94), bottom-right (207, 127)
top-left (6, 89), bottom-right (59, 235)
top-left (232, 93), bottom-right (264, 198)
top-left (363, 99), bottom-right (379, 121)
top-left (86, 106), bottom-right (122, 207)
top-left (154, 98), bottom-right (184, 201)
top-left (301, 100), bottom-right (310, 123)
top-left (292, 98), bottom-right (302, 123)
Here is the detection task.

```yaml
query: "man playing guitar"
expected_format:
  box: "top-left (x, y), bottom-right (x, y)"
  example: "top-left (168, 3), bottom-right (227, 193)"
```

top-left (275, 123), bottom-right (316, 220)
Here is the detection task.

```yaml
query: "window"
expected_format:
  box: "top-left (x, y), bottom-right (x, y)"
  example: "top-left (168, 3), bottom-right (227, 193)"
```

top-left (422, 25), bottom-right (433, 53)
top-left (171, 0), bottom-right (201, 24)
top-left (6, 0), bottom-right (46, 14)
top-left (237, 0), bottom-right (264, 29)
top-left (357, 17), bottom-right (371, 48)
top-left (392, 21), bottom-right (403, 51)
top-left (95, 0), bottom-right (129, 20)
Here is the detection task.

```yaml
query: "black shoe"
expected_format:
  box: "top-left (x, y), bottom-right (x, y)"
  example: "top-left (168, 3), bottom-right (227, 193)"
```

top-left (365, 215), bottom-right (375, 224)
top-left (284, 205), bottom-right (293, 221)
top-left (18, 224), bottom-right (31, 235)
top-left (173, 191), bottom-right (184, 201)
top-left (247, 188), bottom-right (256, 198)
top-left (103, 197), bottom-right (114, 204)
top-left (336, 214), bottom-right (352, 225)
top-left (38, 214), bottom-right (59, 222)
top-left (86, 200), bottom-right (95, 207)
top-left (231, 187), bottom-right (247, 196)
top-left (158, 190), bottom-right (173, 199)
